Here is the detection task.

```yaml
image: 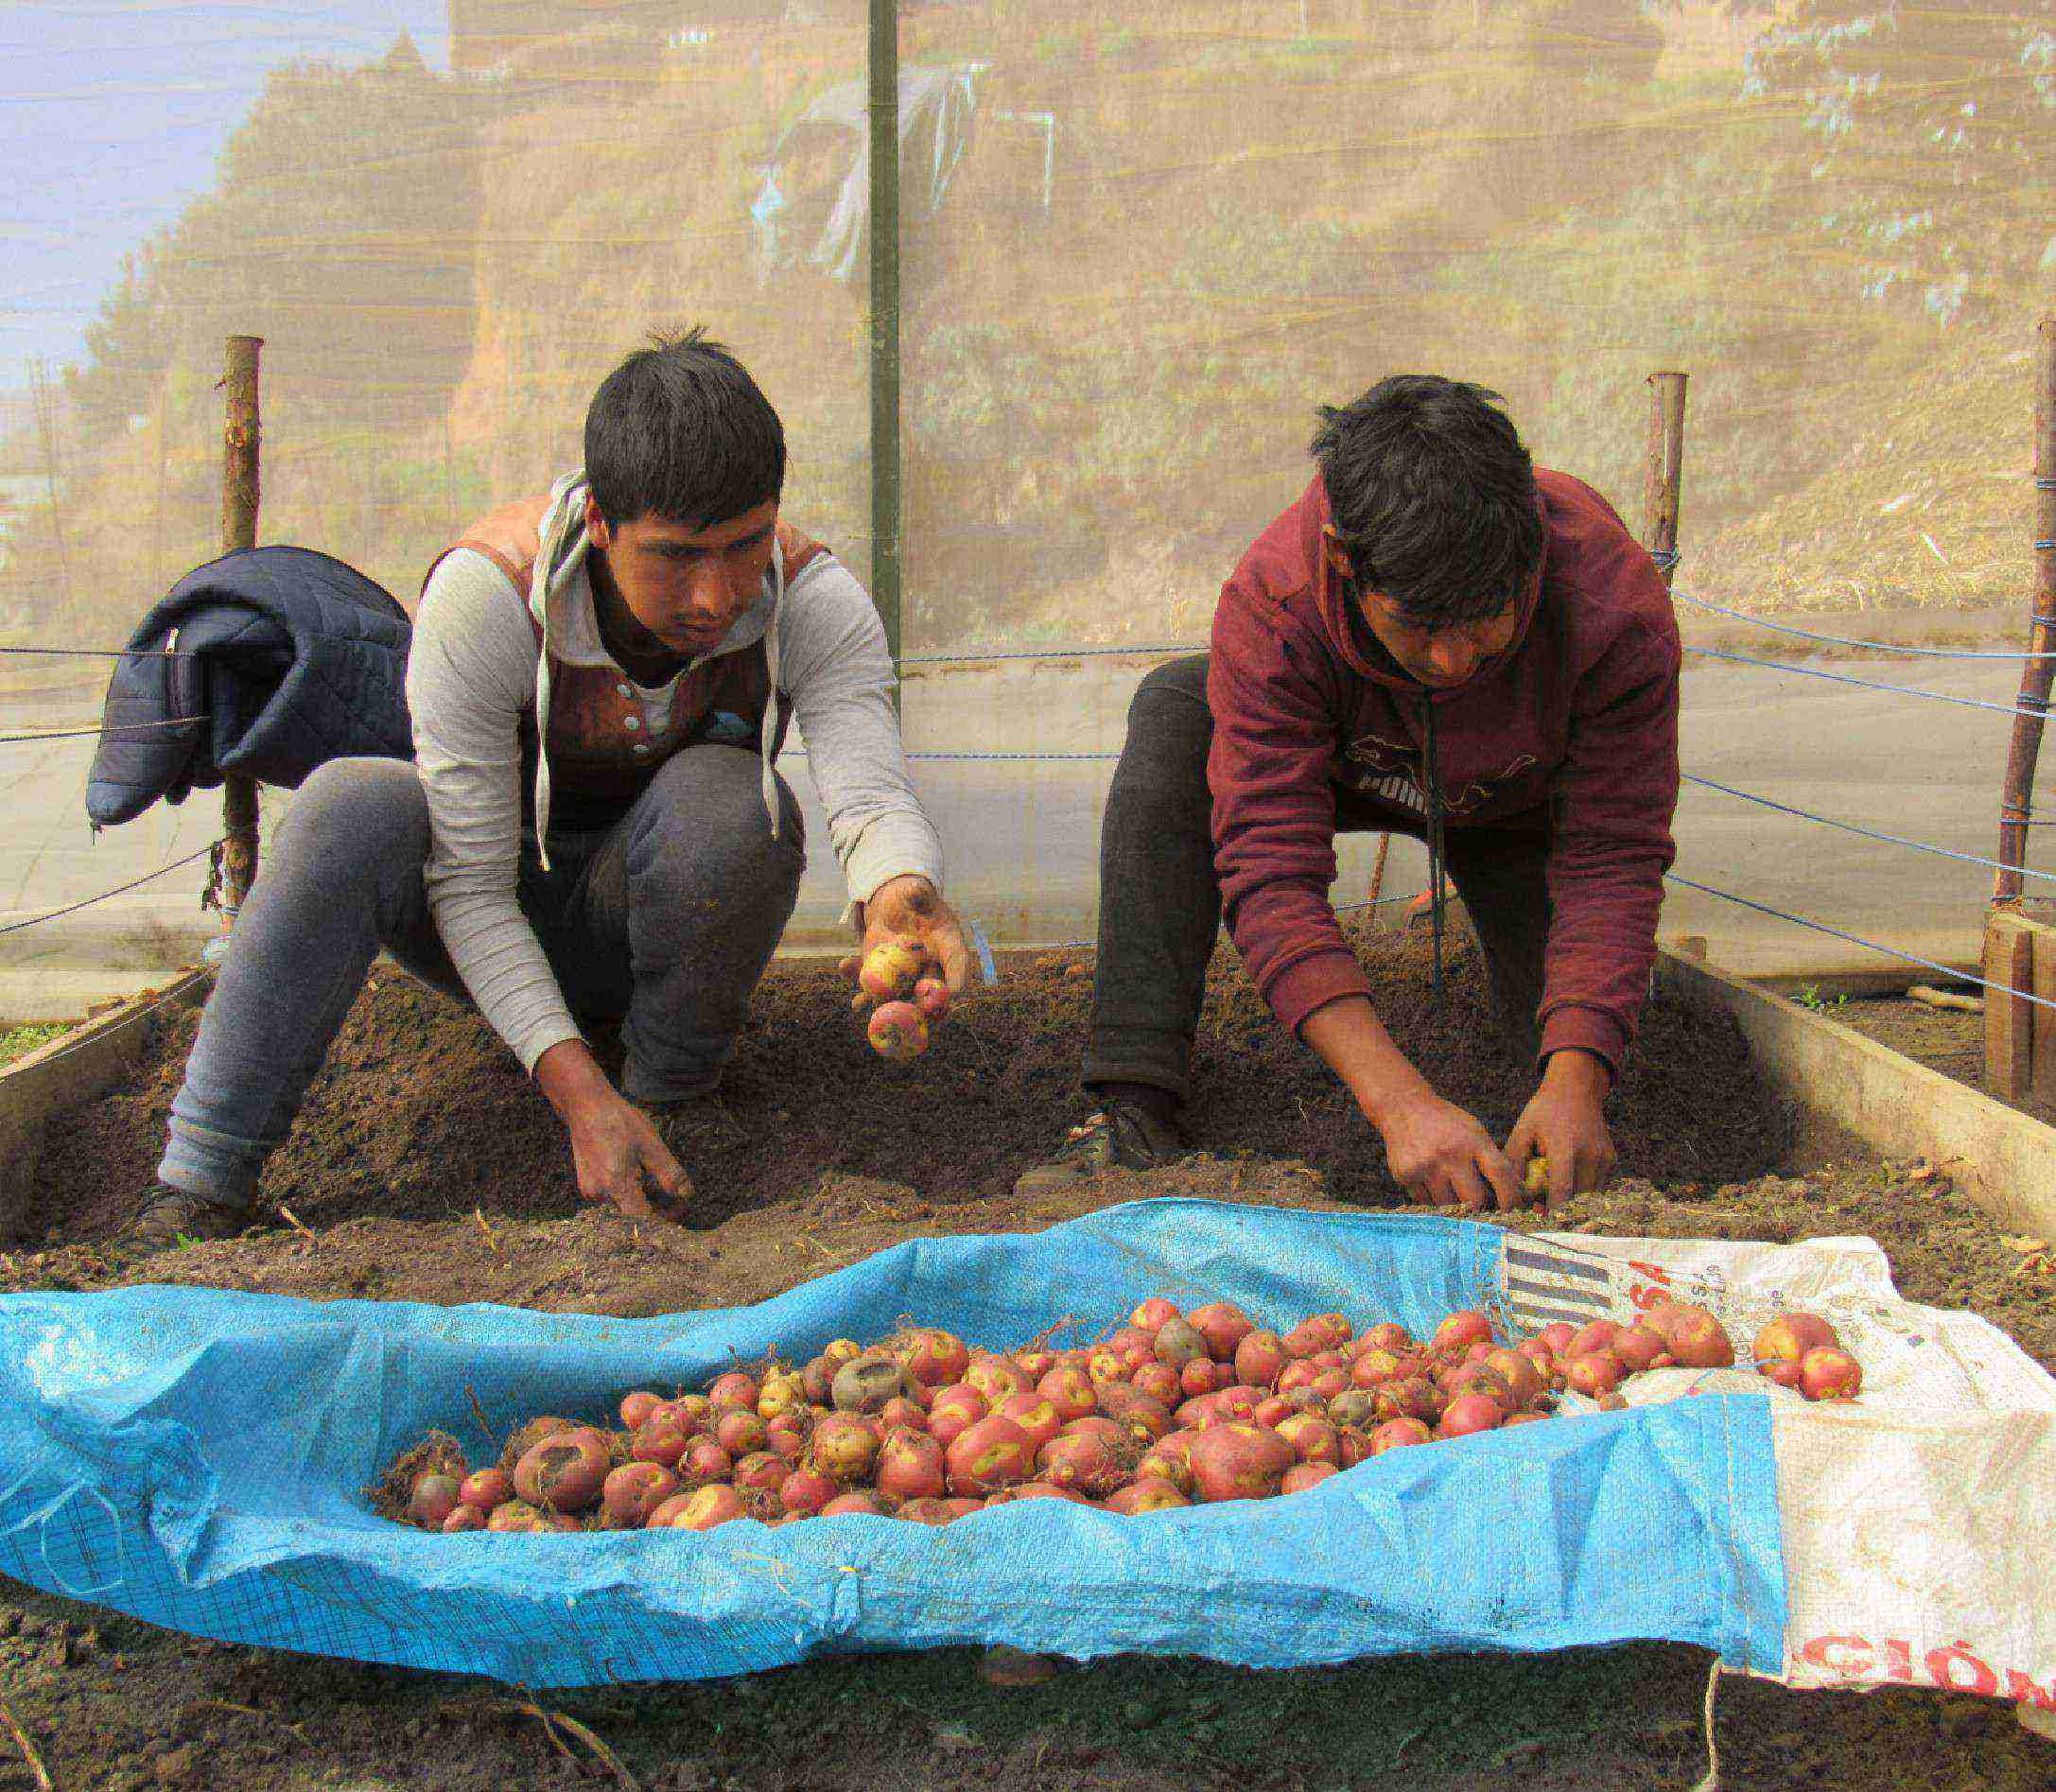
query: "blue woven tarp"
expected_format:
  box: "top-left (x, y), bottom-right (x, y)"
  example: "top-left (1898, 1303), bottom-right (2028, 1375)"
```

top-left (0, 1199), bottom-right (1786, 1686)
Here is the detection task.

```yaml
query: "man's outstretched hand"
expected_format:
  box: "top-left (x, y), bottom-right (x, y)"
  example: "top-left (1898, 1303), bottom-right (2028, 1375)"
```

top-left (838, 875), bottom-right (972, 1017)
top-left (534, 1039), bottom-right (689, 1221)
top-left (1505, 1048), bottom-right (1617, 1212)
top-left (1379, 1088), bottom-right (1524, 1210)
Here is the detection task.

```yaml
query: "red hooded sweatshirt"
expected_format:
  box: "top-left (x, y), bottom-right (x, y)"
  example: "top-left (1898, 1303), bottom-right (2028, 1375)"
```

top-left (1207, 467), bottom-right (1681, 1077)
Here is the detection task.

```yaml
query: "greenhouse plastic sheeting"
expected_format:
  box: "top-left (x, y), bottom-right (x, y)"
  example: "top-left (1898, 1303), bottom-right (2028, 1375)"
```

top-left (0, 1199), bottom-right (1786, 1686)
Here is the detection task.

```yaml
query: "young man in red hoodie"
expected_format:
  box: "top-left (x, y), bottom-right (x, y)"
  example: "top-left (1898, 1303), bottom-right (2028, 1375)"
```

top-left (1019, 374), bottom-right (1681, 1210)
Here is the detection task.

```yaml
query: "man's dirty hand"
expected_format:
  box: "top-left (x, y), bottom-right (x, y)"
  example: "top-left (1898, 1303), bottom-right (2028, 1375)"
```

top-left (1505, 1049), bottom-right (1616, 1211)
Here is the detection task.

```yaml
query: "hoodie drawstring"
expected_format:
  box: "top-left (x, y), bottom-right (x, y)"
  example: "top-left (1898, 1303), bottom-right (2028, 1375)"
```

top-left (1422, 695), bottom-right (1446, 1010)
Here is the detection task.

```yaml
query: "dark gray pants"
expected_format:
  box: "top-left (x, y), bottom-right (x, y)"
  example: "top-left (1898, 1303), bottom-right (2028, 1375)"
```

top-left (160, 748), bottom-right (805, 1205)
top-left (1083, 655), bottom-right (1549, 1105)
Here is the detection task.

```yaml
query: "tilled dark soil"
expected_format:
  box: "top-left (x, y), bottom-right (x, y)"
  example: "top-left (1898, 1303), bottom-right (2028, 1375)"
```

top-left (18, 917), bottom-right (1782, 1247)
top-left (5, 921), bottom-right (2055, 1788)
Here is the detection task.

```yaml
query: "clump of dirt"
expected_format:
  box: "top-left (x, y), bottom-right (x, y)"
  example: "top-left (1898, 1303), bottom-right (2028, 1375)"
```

top-left (20, 913), bottom-right (1785, 1248)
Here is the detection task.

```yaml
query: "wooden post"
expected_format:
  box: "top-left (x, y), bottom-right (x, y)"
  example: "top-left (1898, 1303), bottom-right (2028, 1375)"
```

top-left (1643, 371), bottom-right (1688, 592)
top-left (218, 335), bottom-right (264, 924)
top-left (1994, 315), bottom-right (2056, 903)
top-left (1985, 912), bottom-right (2038, 1106)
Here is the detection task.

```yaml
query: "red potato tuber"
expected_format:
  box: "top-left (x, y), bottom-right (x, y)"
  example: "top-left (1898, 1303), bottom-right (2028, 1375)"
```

top-left (1036, 1366), bottom-right (1098, 1423)
top-left (706, 1371), bottom-right (759, 1411)
top-left (1234, 1330), bottom-right (1287, 1388)
top-left (680, 1440), bottom-right (734, 1486)
top-left (601, 1463), bottom-right (681, 1527)
top-left (779, 1469), bottom-right (838, 1517)
top-left (442, 1504), bottom-right (489, 1533)
top-left (1037, 1428), bottom-right (1129, 1498)
top-left (1281, 1462), bottom-right (1339, 1495)
top-left (867, 1001), bottom-right (929, 1062)
top-left (876, 1428), bottom-right (949, 1500)
top-left (1564, 1320), bottom-right (1621, 1362)
top-left (1611, 1327), bottom-right (1667, 1374)
top-left (1186, 1302), bottom-right (1256, 1363)
top-left (912, 976), bottom-right (950, 1021)
top-left (878, 1397), bottom-right (928, 1434)
top-left (1360, 1322), bottom-right (1412, 1352)
top-left (1437, 1393), bottom-right (1506, 1438)
top-left (1664, 1306), bottom-right (1735, 1369)
top-left (964, 1353), bottom-right (1032, 1407)
top-left (1276, 1413), bottom-right (1341, 1466)
top-left (1151, 1317), bottom-right (1209, 1367)
top-left (1105, 1476), bottom-right (1191, 1514)
top-left (459, 1467), bottom-right (513, 1511)
top-left (1564, 1349), bottom-right (1627, 1399)
top-left (1131, 1361), bottom-right (1183, 1407)
top-left (672, 1485), bottom-right (749, 1530)
top-left (895, 1328), bottom-right (970, 1388)
top-left (487, 1499), bottom-right (577, 1533)
top-left (945, 1416), bottom-right (1036, 1495)
top-left (1754, 1312), bottom-right (1839, 1368)
top-left (927, 1384), bottom-right (988, 1447)
top-left (998, 1393), bottom-right (1065, 1453)
top-left (819, 1491), bottom-right (890, 1518)
top-left (1799, 1347), bottom-right (1863, 1401)
top-left (1369, 1418), bottom-right (1432, 1455)
top-left (409, 1473), bottom-right (464, 1529)
top-left (810, 1413), bottom-right (880, 1484)
top-left (732, 1452), bottom-right (791, 1494)
top-left (713, 1408), bottom-right (768, 1458)
top-left (858, 938), bottom-right (923, 1001)
top-left (1096, 1383), bottom-right (1173, 1446)
top-left (1187, 1423), bottom-right (1294, 1502)
top-left (832, 1352), bottom-right (912, 1415)
top-left (619, 1390), bottom-right (664, 1431)
top-left (896, 1496), bottom-right (963, 1525)
top-left (1129, 1296), bottom-right (1180, 1333)
top-left (513, 1428), bottom-right (611, 1514)
top-left (1432, 1310), bottom-right (1494, 1356)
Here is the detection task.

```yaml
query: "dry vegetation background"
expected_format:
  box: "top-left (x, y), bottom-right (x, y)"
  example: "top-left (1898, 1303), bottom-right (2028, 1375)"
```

top-left (2, 0), bottom-right (2052, 687)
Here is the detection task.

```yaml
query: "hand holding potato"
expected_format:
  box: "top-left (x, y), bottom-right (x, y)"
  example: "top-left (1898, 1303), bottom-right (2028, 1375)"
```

top-left (838, 876), bottom-right (971, 1060)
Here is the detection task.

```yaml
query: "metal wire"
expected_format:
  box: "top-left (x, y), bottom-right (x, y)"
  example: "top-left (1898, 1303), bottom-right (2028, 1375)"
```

top-left (1681, 774), bottom-right (2056, 884)
top-left (0, 717), bottom-right (204, 745)
top-left (1671, 590), bottom-right (2056, 660)
top-left (1665, 873), bottom-right (2056, 1016)
top-left (900, 641), bottom-right (1205, 668)
top-left (0, 644), bottom-right (194, 660)
top-left (1682, 647), bottom-right (2053, 718)
top-left (0, 843), bottom-right (221, 938)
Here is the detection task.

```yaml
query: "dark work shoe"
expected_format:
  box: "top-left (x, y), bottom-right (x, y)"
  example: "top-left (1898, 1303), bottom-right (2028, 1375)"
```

top-left (1014, 1102), bottom-right (1184, 1198)
top-left (115, 1185), bottom-right (255, 1257)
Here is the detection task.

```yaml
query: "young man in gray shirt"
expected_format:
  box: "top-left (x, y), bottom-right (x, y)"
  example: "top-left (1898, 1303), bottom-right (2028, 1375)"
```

top-left (124, 329), bottom-right (965, 1248)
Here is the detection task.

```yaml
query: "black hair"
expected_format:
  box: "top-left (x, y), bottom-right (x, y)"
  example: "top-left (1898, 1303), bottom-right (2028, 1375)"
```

top-left (585, 326), bottom-right (786, 530)
top-left (1310, 374), bottom-right (1542, 628)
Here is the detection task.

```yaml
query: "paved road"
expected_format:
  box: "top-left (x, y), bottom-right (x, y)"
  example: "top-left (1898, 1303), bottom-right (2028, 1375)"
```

top-left (0, 645), bottom-right (2032, 1016)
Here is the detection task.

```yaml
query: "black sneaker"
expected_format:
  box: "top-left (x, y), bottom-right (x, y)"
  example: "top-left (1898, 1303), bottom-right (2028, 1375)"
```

top-left (1014, 1103), bottom-right (1183, 1198)
top-left (114, 1185), bottom-right (254, 1257)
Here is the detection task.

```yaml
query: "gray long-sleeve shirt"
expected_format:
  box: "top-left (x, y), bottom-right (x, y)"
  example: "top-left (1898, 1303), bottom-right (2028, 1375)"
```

top-left (405, 536), bottom-right (944, 1072)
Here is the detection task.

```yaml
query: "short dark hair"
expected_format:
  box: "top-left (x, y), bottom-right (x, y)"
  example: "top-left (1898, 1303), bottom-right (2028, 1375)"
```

top-left (1310, 374), bottom-right (1542, 628)
top-left (585, 327), bottom-right (786, 530)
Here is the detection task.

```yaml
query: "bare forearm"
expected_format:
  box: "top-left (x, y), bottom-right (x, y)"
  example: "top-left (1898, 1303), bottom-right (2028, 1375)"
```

top-left (1299, 996), bottom-right (1433, 1126)
top-left (533, 1037), bottom-right (613, 1124)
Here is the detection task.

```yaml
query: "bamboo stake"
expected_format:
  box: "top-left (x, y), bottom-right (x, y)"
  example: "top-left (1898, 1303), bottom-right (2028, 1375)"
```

top-left (1994, 316), bottom-right (2056, 904)
top-left (1643, 372), bottom-right (1688, 593)
top-left (218, 336), bottom-right (264, 923)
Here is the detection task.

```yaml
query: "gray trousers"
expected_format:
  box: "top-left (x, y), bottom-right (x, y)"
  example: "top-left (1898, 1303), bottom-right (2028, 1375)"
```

top-left (159, 748), bottom-right (805, 1206)
top-left (1083, 655), bottom-right (1550, 1105)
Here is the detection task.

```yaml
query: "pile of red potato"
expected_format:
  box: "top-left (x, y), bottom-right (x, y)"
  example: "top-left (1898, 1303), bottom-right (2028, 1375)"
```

top-left (393, 1296), bottom-right (1864, 1534)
